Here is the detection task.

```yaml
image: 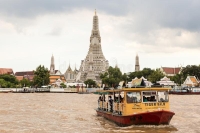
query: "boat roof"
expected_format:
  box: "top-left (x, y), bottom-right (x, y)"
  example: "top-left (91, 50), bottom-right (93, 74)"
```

top-left (96, 87), bottom-right (171, 93)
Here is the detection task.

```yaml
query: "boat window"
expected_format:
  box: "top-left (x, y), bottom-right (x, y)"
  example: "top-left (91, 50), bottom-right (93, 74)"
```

top-left (142, 91), bottom-right (157, 102)
top-left (158, 91), bottom-right (169, 102)
top-left (126, 92), bottom-right (141, 103)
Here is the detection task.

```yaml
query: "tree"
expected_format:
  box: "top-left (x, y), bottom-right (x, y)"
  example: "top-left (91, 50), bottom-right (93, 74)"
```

top-left (128, 68), bottom-right (154, 81)
top-left (148, 69), bottom-right (164, 83)
top-left (171, 73), bottom-right (183, 85)
top-left (33, 65), bottom-right (50, 87)
top-left (60, 83), bottom-right (66, 88)
top-left (142, 68), bottom-right (154, 79)
top-left (0, 74), bottom-right (18, 88)
top-left (181, 65), bottom-right (200, 80)
top-left (20, 79), bottom-right (32, 87)
top-left (0, 79), bottom-right (7, 88)
top-left (100, 66), bottom-right (123, 87)
top-left (84, 79), bottom-right (96, 88)
top-left (0, 74), bottom-right (18, 84)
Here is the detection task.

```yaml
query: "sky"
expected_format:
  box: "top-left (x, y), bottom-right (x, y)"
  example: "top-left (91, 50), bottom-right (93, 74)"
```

top-left (0, 0), bottom-right (200, 74)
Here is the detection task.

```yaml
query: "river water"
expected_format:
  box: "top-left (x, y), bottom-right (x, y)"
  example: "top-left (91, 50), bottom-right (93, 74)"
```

top-left (0, 93), bottom-right (199, 133)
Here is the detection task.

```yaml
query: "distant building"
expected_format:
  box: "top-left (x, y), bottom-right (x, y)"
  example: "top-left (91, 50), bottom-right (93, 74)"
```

top-left (50, 54), bottom-right (55, 74)
top-left (135, 54), bottom-right (140, 72)
top-left (49, 55), bottom-right (66, 86)
top-left (183, 76), bottom-right (199, 87)
top-left (159, 67), bottom-right (182, 76)
top-left (156, 76), bottom-right (176, 87)
top-left (15, 71), bottom-right (34, 81)
top-left (126, 76), bottom-right (152, 87)
top-left (49, 75), bottom-right (66, 86)
top-left (64, 65), bottom-right (78, 83)
top-left (0, 68), bottom-right (14, 75)
top-left (76, 10), bottom-right (109, 83)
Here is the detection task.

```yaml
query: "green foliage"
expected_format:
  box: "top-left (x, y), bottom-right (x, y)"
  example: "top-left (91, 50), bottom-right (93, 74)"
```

top-left (100, 66), bottom-right (123, 87)
top-left (0, 79), bottom-right (7, 88)
top-left (170, 74), bottom-right (182, 85)
top-left (128, 68), bottom-right (154, 81)
top-left (0, 74), bottom-right (18, 88)
top-left (148, 69), bottom-right (164, 83)
top-left (0, 74), bottom-right (18, 84)
top-left (122, 73), bottom-right (128, 83)
top-left (84, 79), bottom-right (96, 88)
top-left (170, 65), bottom-right (200, 85)
top-left (60, 83), bottom-right (66, 88)
top-left (33, 65), bottom-right (50, 87)
top-left (181, 65), bottom-right (200, 80)
top-left (20, 78), bottom-right (33, 87)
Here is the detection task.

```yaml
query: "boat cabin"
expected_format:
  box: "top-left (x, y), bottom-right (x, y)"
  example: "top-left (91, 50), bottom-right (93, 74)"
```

top-left (97, 87), bottom-right (171, 116)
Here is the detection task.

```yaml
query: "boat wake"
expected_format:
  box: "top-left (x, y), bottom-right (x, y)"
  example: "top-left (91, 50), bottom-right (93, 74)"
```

top-left (115, 124), bottom-right (178, 132)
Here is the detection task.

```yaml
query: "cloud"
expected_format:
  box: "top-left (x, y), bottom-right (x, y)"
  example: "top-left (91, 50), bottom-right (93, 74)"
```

top-left (1, 0), bottom-right (200, 32)
top-left (0, 1), bottom-right (200, 72)
top-left (0, 0), bottom-right (130, 18)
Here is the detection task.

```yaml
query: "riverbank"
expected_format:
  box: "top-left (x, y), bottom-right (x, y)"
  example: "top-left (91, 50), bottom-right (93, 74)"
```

top-left (0, 88), bottom-right (102, 93)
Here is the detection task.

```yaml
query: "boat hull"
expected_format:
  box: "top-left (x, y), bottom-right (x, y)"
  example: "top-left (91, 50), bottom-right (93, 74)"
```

top-left (96, 109), bottom-right (175, 126)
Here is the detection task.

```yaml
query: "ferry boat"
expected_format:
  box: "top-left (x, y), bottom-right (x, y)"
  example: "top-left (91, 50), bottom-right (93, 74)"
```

top-left (96, 87), bottom-right (175, 126)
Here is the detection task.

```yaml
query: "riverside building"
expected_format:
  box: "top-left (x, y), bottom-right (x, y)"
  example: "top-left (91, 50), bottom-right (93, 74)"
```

top-left (49, 55), bottom-right (66, 86)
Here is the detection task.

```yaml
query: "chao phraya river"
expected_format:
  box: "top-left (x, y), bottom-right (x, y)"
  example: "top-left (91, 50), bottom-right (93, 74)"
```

top-left (0, 93), bottom-right (200, 133)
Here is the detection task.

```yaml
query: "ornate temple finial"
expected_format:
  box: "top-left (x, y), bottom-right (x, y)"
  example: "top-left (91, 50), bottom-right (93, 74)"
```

top-left (95, 9), bottom-right (96, 15)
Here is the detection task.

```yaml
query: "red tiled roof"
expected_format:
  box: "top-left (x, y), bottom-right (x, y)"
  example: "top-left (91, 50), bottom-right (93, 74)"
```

top-left (24, 75), bottom-right (34, 81)
top-left (16, 76), bottom-right (24, 81)
top-left (0, 68), bottom-right (14, 75)
top-left (162, 67), bottom-right (181, 74)
top-left (15, 71), bottom-right (34, 76)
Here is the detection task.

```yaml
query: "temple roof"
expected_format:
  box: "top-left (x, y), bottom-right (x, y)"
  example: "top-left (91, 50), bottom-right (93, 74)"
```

top-left (0, 68), bottom-right (14, 75)
top-left (15, 71), bottom-right (34, 76)
top-left (161, 67), bottom-right (181, 74)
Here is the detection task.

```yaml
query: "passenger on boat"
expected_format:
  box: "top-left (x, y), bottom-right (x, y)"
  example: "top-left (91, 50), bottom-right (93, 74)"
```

top-left (98, 95), bottom-right (102, 109)
top-left (143, 96), bottom-right (148, 102)
top-left (147, 97), bottom-right (151, 101)
top-left (114, 95), bottom-right (118, 102)
top-left (150, 96), bottom-right (156, 102)
top-left (104, 95), bottom-right (106, 102)
top-left (119, 95), bottom-right (123, 103)
top-left (160, 98), bottom-right (165, 102)
top-left (108, 96), bottom-right (113, 112)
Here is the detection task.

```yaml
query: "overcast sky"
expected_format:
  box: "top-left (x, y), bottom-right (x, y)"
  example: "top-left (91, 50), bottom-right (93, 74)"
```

top-left (0, 0), bottom-right (200, 73)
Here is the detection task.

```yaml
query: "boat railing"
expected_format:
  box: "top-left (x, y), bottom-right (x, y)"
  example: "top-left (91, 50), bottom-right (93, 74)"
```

top-left (113, 102), bottom-right (123, 115)
top-left (103, 101), bottom-right (108, 111)
top-left (119, 103), bottom-right (123, 112)
top-left (99, 101), bottom-right (103, 109)
top-left (114, 103), bottom-right (118, 112)
top-left (98, 101), bottom-right (123, 115)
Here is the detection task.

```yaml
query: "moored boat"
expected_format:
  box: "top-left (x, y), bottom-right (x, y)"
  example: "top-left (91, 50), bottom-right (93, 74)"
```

top-left (96, 87), bottom-right (175, 126)
top-left (0, 89), bottom-right (13, 93)
top-left (169, 87), bottom-right (200, 95)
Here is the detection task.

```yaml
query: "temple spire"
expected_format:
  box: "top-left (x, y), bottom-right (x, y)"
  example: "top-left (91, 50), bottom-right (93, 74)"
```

top-left (135, 54), bottom-right (140, 72)
top-left (50, 54), bottom-right (55, 74)
top-left (90, 9), bottom-right (101, 43)
top-left (76, 11), bottom-right (109, 83)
